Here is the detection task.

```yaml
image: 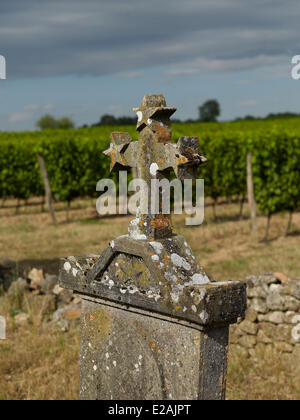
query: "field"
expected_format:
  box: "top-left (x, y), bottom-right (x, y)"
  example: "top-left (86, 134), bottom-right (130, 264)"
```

top-left (0, 196), bottom-right (300, 280)
top-left (0, 117), bottom-right (299, 400)
top-left (0, 197), bottom-right (299, 400)
top-left (0, 118), bottom-right (299, 225)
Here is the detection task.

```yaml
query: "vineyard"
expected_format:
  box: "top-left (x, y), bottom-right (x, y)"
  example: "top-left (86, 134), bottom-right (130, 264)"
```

top-left (1, 118), bottom-right (300, 401)
top-left (0, 118), bottom-right (299, 230)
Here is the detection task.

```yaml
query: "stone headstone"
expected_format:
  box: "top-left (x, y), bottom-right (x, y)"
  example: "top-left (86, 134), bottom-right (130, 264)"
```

top-left (59, 94), bottom-right (246, 400)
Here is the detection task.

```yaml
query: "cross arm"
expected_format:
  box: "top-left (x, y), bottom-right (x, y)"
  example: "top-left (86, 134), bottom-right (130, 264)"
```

top-left (153, 136), bottom-right (207, 180)
top-left (103, 132), bottom-right (138, 172)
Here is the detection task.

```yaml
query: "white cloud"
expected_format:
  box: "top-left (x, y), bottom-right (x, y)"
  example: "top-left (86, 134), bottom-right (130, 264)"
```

top-left (24, 104), bottom-right (39, 111)
top-left (165, 68), bottom-right (200, 76)
top-left (238, 99), bottom-right (259, 107)
top-left (117, 71), bottom-right (145, 79)
top-left (107, 104), bottom-right (128, 115)
top-left (43, 103), bottom-right (54, 110)
top-left (0, 1), bottom-right (298, 78)
top-left (9, 112), bottom-right (33, 123)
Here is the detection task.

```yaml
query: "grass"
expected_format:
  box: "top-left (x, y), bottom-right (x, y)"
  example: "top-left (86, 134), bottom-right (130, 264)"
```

top-left (0, 302), bottom-right (299, 400)
top-left (227, 347), bottom-right (300, 400)
top-left (0, 197), bottom-right (299, 400)
top-left (0, 323), bottom-right (80, 400)
top-left (0, 197), bottom-right (299, 281)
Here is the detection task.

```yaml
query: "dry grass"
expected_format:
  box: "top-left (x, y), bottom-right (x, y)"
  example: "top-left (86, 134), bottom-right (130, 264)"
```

top-left (0, 292), bottom-right (80, 400)
top-left (0, 197), bottom-right (299, 281)
top-left (1, 308), bottom-right (299, 400)
top-left (0, 324), bottom-right (79, 400)
top-left (0, 198), bottom-right (299, 400)
top-left (227, 346), bottom-right (300, 400)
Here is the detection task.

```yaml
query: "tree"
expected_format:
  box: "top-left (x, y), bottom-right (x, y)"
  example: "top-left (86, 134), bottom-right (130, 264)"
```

top-left (199, 100), bottom-right (221, 122)
top-left (99, 114), bottom-right (117, 125)
top-left (36, 114), bottom-right (58, 130)
top-left (36, 114), bottom-right (75, 130)
top-left (58, 117), bottom-right (75, 129)
top-left (92, 114), bottom-right (137, 126)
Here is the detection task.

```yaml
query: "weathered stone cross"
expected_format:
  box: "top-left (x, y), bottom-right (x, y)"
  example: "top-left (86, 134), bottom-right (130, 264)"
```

top-left (59, 94), bottom-right (247, 401)
top-left (104, 94), bottom-right (207, 240)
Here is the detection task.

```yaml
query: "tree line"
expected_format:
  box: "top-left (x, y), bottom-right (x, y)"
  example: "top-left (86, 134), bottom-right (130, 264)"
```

top-left (35, 101), bottom-right (300, 130)
top-left (35, 100), bottom-right (222, 130)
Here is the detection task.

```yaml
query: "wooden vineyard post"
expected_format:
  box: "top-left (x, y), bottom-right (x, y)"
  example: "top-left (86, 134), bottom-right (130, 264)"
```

top-left (37, 153), bottom-right (57, 224)
top-left (247, 152), bottom-right (257, 238)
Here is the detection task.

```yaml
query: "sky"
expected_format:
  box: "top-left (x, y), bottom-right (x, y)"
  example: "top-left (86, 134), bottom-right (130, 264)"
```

top-left (0, 0), bottom-right (299, 131)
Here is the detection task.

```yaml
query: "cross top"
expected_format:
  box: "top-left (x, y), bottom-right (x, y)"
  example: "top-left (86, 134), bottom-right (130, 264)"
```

top-left (104, 94), bottom-right (207, 240)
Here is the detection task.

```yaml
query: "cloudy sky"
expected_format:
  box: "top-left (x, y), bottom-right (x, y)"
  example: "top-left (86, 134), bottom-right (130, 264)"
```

top-left (0, 0), bottom-right (299, 131)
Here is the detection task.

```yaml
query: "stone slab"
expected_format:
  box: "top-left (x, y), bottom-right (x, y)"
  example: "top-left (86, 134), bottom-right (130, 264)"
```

top-left (59, 235), bottom-right (246, 328)
top-left (79, 297), bottom-right (228, 400)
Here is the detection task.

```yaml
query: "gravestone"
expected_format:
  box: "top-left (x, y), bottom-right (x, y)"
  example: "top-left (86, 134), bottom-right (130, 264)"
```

top-left (59, 94), bottom-right (246, 400)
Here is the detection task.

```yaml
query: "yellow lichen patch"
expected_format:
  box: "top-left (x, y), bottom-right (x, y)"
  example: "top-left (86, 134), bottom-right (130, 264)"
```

top-left (85, 307), bottom-right (112, 343)
top-left (151, 217), bottom-right (172, 230)
top-left (152, 122), bottom-right (171, 142)
top-left (177, 156), bottom-right (187, 165)
top-left (193, 335), bottom-right (200, 346)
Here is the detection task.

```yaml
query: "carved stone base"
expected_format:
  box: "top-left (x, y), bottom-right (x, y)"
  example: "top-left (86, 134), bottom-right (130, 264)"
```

top-left (79, 297), bottom-right (229, 400)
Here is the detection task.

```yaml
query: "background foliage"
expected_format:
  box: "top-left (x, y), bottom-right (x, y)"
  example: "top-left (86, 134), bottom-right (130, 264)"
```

top-left (0, 118), bottom-right (299, 219)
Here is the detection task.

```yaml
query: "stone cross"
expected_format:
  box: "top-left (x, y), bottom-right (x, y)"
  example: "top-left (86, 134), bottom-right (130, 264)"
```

top-left (59, 94), bottom-right (247, 401)
top-left (104, 94), bottom-right (207, 239)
